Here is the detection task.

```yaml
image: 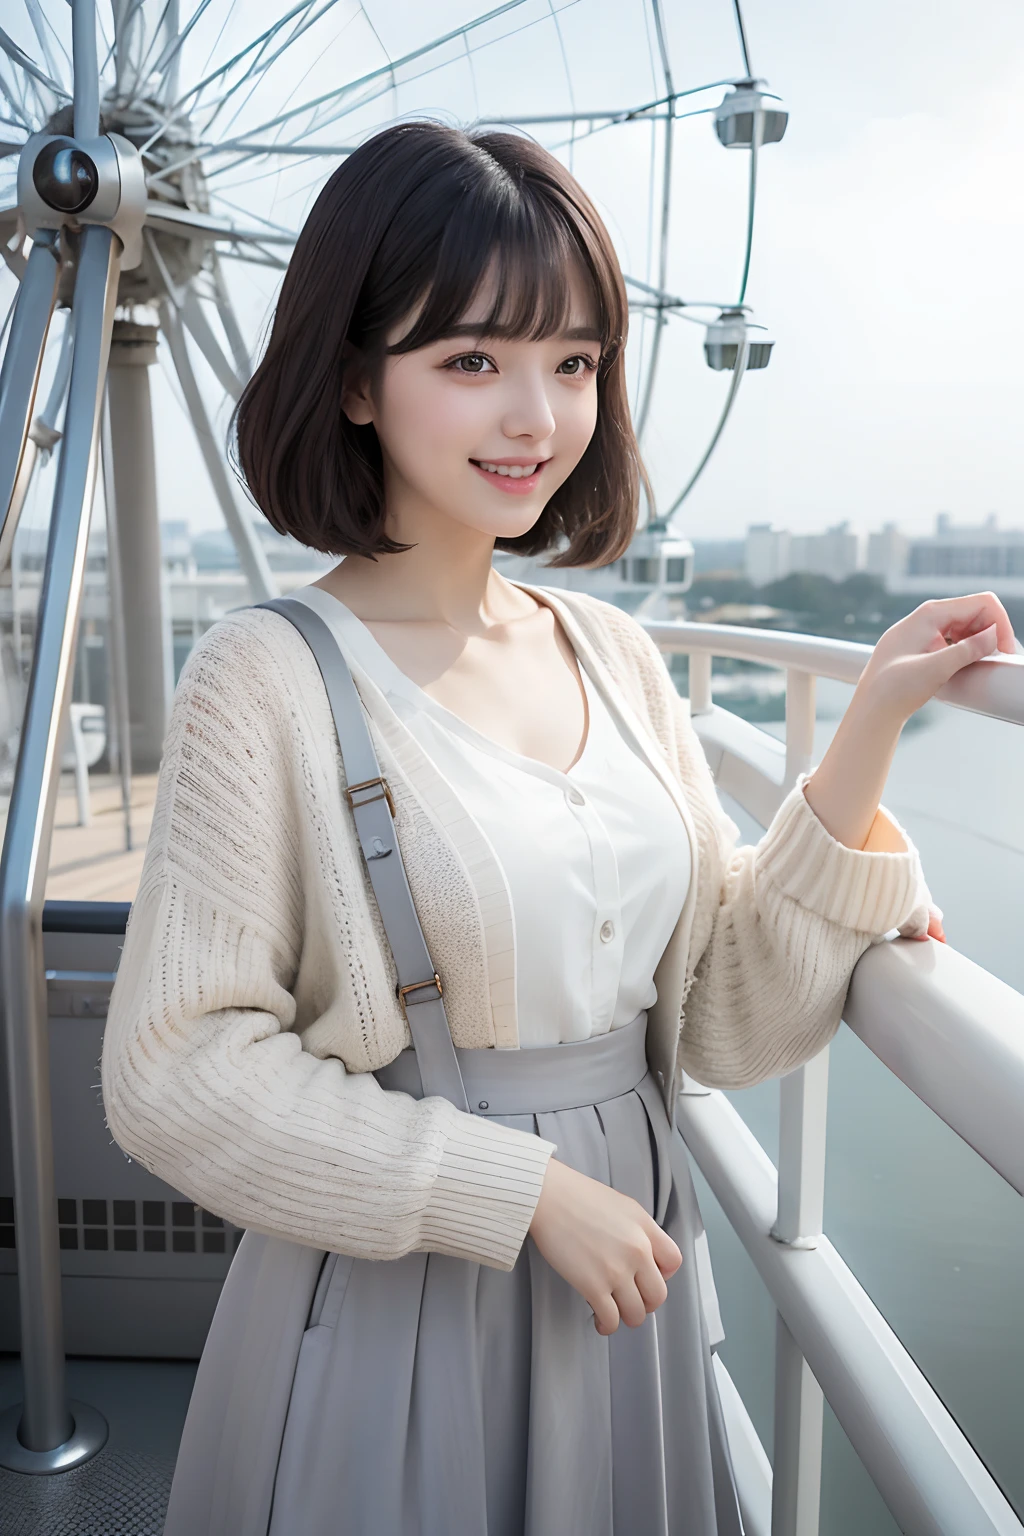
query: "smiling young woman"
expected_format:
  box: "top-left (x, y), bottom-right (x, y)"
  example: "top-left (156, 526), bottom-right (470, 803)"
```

top-left (101, 121), bottom-right (1002, 1536)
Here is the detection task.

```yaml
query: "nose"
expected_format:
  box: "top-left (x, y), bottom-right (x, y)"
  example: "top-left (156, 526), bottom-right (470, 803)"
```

top-left (500, 367), bottom-right (557, 445)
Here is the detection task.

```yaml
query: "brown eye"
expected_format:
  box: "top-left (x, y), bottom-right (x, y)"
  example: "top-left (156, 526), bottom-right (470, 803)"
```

top-left (558, 355), bottom-right (594, 377)
top-left (456, 354), bottom-right (489, 373)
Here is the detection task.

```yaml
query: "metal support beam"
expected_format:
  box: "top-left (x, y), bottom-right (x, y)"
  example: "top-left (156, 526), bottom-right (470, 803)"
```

top-left (772, 1049), bottom-right (829, 1249)
top-left (0, 222), bottom-right (118, 1472)
top-left (158, 297), bottom-right (276, 603)
top-left (105, 320), bottom-right (168, 771)
top-left (0, 234), bottom-right (60, 552)
top-left (689, 651), bottom-right (713, 714)
top-left (772, 1313), bottom-right (824, 1536)
top-left (784, 667), bottom-right (815, 788)
top-left (100, 380), bottom-right (133, 850)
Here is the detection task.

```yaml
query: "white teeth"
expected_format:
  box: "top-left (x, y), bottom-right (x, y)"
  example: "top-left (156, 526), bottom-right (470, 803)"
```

top-left (477, 462), bottom-right (539, 479)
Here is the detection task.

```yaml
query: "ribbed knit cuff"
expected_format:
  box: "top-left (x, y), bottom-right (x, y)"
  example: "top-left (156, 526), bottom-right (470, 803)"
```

top-left (418, 1107), bottom-right (556, 1272)
top-left (754, 772), bottom-right (929, 935)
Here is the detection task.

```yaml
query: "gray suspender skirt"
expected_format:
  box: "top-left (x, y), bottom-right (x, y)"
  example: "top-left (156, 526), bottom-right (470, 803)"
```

top-left (161, 598), bottom-right (745, 1536)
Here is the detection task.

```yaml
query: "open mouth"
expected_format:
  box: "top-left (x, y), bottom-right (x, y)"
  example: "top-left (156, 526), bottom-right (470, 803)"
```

top-left (469, 458), bottom-right (549, 494)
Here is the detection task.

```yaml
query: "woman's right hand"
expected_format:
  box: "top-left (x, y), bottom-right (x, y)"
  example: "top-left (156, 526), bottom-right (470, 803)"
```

top-left (528, 1156), bottom-right (683, 1334)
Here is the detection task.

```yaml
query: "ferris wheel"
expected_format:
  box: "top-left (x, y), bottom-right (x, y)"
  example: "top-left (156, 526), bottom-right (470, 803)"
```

top-left (0, 0), bottom-right (786, 1479)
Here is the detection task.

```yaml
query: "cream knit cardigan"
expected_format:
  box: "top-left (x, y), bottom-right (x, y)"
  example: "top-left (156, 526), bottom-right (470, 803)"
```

top-left (101, 584), bottom-right (933, 1275)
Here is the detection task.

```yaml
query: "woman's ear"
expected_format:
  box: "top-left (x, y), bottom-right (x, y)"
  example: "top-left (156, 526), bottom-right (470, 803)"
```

top-left (340, 344), bottom-right (375, 427)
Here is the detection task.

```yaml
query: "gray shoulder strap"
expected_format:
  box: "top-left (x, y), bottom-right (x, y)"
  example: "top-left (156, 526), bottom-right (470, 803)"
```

top-left (254, 596), bottom-right (472, 1113)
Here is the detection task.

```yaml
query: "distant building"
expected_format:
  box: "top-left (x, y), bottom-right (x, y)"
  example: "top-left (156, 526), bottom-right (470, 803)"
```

top-left (745, 524), bottom-right (792, 585)
top-left (744, 520), bottom-right (861, 585)
top-left (790, 521), bottom-right (860, 581)
top-left (866, 521), bottom-right (908, 585)
top-left (890, 513), bottom-right (1024, 598)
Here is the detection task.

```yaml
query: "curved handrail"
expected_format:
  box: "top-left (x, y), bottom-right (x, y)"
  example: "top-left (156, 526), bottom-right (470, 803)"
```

top-left (645, 609), bottom-right (1024, 1533)
top-left (677, 1088), bottom-right (1023, 1536)
top-left (642, 618), bottom-right (1024, 727)
top-left (644, 622), bottom-right (1024, 1188)
top-left (844, 938), bottom-right (1024, 1197)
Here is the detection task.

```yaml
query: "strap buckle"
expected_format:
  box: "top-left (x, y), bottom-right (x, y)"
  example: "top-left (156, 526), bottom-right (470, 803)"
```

top-left (345, 775), bottom-right (395, 818)
top-left (396, 972), bottom-right (444, 1014)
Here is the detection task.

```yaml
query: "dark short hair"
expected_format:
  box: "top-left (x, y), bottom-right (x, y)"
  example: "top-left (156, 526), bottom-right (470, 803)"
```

top-left (230, 120), bottom-right (648, 567)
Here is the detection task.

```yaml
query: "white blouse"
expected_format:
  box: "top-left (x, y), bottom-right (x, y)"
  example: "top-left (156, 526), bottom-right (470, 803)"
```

top-left (291, 584), bottom-right (692, 1049)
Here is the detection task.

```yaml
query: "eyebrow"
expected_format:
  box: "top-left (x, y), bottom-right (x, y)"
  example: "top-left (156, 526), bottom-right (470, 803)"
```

top-left (437, 323), bottom-right (602, 343)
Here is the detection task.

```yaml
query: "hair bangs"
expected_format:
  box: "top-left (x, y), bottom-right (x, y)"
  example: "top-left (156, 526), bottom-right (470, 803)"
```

top-left (387, 161), bottom-right (615, 360)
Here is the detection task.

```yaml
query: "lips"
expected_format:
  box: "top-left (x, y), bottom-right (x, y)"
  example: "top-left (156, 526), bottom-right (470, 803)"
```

top-left (469, 458), bottom-right (549, 495)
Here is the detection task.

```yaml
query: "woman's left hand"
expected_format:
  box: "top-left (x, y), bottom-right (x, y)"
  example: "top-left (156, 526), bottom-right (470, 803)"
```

top-left (909, 904), bottom-right (947, 945)
top-left (802, 592), bottom-right (1016, 919)
top-left (856, 591), bottom-right (1017, 728)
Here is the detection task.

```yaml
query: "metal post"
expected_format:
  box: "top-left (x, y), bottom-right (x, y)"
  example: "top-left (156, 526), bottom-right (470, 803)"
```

top-left (0, 223), bottom-right (119, 1472)
top-left (0, 236), bottom-right (61, 554)
top-left (769, 1048), bottom-right (829, 1536)
top-left (772, 1049), bottom-right (829, 1249)
top-left (769, 658), bottom-right (826, 1532)
top-left (689, 650), bottom-right (713, 714)
top-left (105, 320), bottom-right (168, 771)
top-left (1, 309), bottom-right (76, 580)
top-left (784, 668), bottom-right (815, 790)
top-left (772, 1312), bottom-right (824, 1536)
top-left (100, 383), bottom-right (133, 850)
top-left (71, 0), bottom-right (100, 141)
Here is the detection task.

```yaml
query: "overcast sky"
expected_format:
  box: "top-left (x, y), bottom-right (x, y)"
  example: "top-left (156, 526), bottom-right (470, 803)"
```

top-left (5, 0), bottom-right (1023, 546)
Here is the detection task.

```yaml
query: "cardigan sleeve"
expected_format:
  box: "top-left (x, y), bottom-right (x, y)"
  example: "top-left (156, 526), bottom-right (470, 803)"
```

top-left (100, 621), bottom-right (554, 1273)
top-left (668, 687), bottom-right (937, 1091)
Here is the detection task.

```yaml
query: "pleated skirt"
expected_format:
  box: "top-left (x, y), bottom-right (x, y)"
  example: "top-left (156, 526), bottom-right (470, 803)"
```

top-left (162, 1015), bottom-right (745, 1536)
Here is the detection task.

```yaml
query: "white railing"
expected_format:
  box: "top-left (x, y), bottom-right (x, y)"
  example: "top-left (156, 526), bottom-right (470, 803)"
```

top-left (641, 618), bottom-right (1024, 1536)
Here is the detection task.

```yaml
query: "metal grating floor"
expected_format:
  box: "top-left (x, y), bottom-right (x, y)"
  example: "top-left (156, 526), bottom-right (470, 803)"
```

top-left (0, 1448), bottom-right (175, 1535)
top-left (0, 1355), bottom-right (196, 1536)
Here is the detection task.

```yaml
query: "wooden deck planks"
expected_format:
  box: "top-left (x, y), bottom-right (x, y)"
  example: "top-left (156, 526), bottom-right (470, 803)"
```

top-left (43, 771), bottom-right (160, 903)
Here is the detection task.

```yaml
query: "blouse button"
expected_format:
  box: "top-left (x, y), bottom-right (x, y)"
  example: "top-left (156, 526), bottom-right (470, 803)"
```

top-left (567, 787), bottom-right (586, 806)
top-left (600, 920), bottom-right (615, 943)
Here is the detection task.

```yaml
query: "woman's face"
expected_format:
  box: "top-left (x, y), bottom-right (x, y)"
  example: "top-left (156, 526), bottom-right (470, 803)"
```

top-left (342, 266), bottom-right (602, 543)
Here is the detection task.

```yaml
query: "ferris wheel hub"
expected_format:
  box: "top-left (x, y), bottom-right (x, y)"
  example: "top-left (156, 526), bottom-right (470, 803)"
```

top-left (16, 130), bottom-right (147, 272)
top-left (31, 138), bottom-right (100, 216)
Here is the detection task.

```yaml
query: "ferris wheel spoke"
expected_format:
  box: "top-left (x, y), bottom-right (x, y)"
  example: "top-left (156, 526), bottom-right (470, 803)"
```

top-left (120, 0), bottom-right (181, 106)
top-left (663, 338), bottom-right (751, 518)
top-left (202, 0), bottom-right (351, 139)
top-left (0, 27), bottom-right (68, 106)
top-left (0, 83), bottom-right (31, 135)
top-left (104, 0), bottom-right (146, 94)
top-left (180, 285), bottom-right (244, 399)
top-left (147, 0), bottom-right (578, 186)
top-left (206, 195), bottom-right (300, 243)
top-left (157, 295), bottom-right (277, 602)
top-left (163, 0), bottom-right (328, 120)
top-left (196, 0), bottom-right (533, 157)
top-left (135, 0), bottom-right (331, 160)
top-left (209, 248), bottom-right (251, 380)
top-left (217, 244), bottom-right (289, 271)
top-left (203, 0), bottom-right (356, 158)
top-left (732, 0), bottom-right (754, 80)
top-left (634, 0), bottom-right (675, 443)
top-left (149, 0), bottom-right (217, 84)
top-left (25, 0), bottom-right (71, 93)
top-left (144, 200), bottom-right (296, 245)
